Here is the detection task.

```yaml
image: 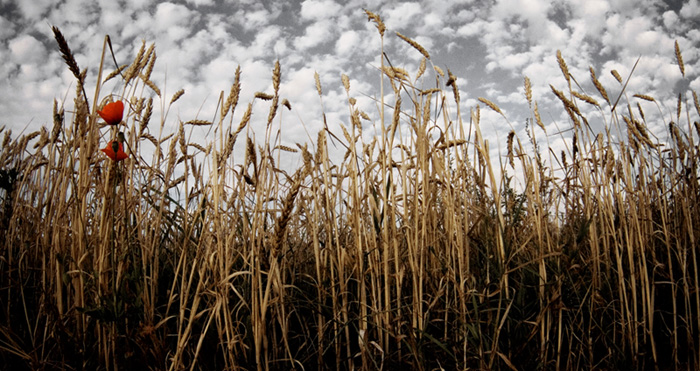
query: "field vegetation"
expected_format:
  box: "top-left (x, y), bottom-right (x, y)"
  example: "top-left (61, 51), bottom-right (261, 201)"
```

top-left (1, 11), bottom-right (699, 370)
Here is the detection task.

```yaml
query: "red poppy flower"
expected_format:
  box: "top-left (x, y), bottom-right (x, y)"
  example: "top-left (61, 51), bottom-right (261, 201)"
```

top-left (101, 140), bottom-right (128, 162)
top-left (98, 100), bottom-right (124, 125)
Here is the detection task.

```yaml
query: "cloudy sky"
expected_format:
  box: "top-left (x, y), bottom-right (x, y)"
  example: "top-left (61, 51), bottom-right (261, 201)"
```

top-left (1, 0), bottom-right (699, 175)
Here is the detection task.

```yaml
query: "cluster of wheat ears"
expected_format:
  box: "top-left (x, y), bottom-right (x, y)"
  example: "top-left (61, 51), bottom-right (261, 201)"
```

top-left (1, 10), bottom-right (699, 370)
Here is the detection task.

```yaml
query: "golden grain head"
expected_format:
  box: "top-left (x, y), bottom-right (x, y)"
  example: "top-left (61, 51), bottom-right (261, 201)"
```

top-left (507, 130), bottom-right (515, 168)
top-left (572, 91), bottom-right (600, 107)
top-left (188, 142), bottom-right (207, 154)
top-left (382, 66), bottom-right (396, 79)
top-left (222, 65), bottom-right (242, 118)
top-left (590, 67), bottom-right (610, 104)
top-left (364, 9), bottom-right (386, 37)
top-left (141, 132), bottom-right (158, 146)
top-left (636, 102), bottom-right (646, 121)
top-left (104, 64), bottom-right (128, 83)
top-left (235, 103), bottom-right (252, 136)
top-left (52, 26), bottom-right (82, 81)
top-left (255, 92), bottom-right (274, 101)
top-left (144, 78), bottom-right (161, 97)
top-left (611, 69), bottom-right (622, 83)
top-left (390, 96), bottom-right (401, 137)
top-left (184, 119), bottom-right (212, 126)
top-left (340, 124), bottom-right (352, 144)
top-left (170, 89), bottom-right (185, 105)
top-left (396, 31), bottom-right (430, 60)
top-left (434, 66), bottom-right (445, 77)
top-left (282, 98), bottom-right (292, 110)
top-left (272, 60), bottom-right (281, 93)
top-left (275, 145), bottom-right (298, 153)
top-left (266, 96), bottom-right (279, 125)
top-left (478, 97), bottom-right (503, 116)
top-left (143, 45), bottom-right (157, 80)
top-left (524, 77), bottom-right (532, 107)
top-left (534, 102), bottom-right (545, 131)
top-left (445, 69), bottom-right (460, 103)
top-left (123, 41), bottom-right (146, 83)
top-left (675, 40), bottom-right (685, 77)
top-left (392, 67), bottom-right (409, 80)
top-left (633, 94), bottom-right (655, 102)
top-left (550, 84), bottom-right (581, 116)
top-left (341, 74), bottom-right (350, 92)
top-left (419, 88), bottom-right (440, 97)
top-left (416, 58), bottom-right (427, 81)
top-left (314, 71), bottom-right (322, 96)
top-left (556, 50), bottom-right (570, 83)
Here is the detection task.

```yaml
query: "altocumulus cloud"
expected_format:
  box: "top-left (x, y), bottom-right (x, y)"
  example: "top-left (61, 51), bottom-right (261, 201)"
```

top-left (0, 0), bottom-right (698, 178)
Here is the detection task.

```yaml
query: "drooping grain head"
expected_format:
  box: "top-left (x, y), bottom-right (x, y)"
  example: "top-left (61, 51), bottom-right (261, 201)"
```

top-left (611, 69), bottom-right (622, 83)
top-left (479, 97), bottom-right (504, 116)
top-left (170, 89), bottom-right (185, 105)
top-left (590, 67), bottom-right (610, 104)
top-left (396, 32), bottom-right (430, 60)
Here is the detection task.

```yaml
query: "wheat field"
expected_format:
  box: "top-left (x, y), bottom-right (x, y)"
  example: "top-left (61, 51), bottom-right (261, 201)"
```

top-left (1, 13), bottom-right (699, 370)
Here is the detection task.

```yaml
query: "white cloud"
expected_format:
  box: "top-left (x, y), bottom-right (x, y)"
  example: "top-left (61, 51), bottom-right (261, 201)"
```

top-left (250, 27), bottom-right (283, 58)
top-left (153, 2), bottom-right (198, 41)
top-left (680, 1), bottom-right (700, 19)
top-left (186, 0), bottom-right (215, 6)
top-left (336, 30), bottom-right (360, 56)
top-left (300, 0), bottom-right (343, 21)
top-left (662, 10), bottom-right (680, 31)
top-left (420, 12), bottom-right (444, 34)
top-left (568, 0), bottom-right (609, 37)
top-left (235, 7), bottom-right (275, 32)
top-left (601, 14), bottom-right (659, 55)
top-left (690, 76), bottom-right (700, 91)
top-left (1, 0), bottom-right (699, 177)
top-left (0, 15), bottom-right (16, 40)
top-left (9, 35), bottom-right (46, 64)
top-left (384, 2), bottom-right (422, 29)
top-left (59, 0), bottom-right (100, 25)
top-left (456, 18), bottom-right (485, 37)
top-left (123, 0), bottom-right (154, 10)
top-left (492, 0), bottom-right (551, 27)
top-left (499, 52), bottom-right (530, 71)
top-left (16, 0), bottom-right (54, 20)
top-left (294, 20), bottom-right (334, 50)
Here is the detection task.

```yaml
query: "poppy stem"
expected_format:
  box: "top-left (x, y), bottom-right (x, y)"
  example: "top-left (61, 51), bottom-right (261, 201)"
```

top-left (110, 161), bottom-right (117, 317)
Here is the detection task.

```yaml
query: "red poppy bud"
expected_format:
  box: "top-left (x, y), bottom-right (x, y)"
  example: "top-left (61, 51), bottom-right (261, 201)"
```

top-left (98, 100), bottom-right (124, 126)
top-left (101, 140), bottom-right (128, 162)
